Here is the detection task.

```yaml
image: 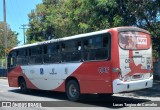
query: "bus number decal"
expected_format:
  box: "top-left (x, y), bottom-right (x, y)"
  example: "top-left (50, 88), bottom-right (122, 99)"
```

top-left (125, 58), bottom-right (133, 63)
top-left (98, 67), bottom-right (109, 74)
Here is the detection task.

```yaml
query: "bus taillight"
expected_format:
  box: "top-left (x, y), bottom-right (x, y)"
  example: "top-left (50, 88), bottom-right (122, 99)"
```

top-left (112, 68), bottom-right (122, 80)
top-left (112, 68), bottom-right (121, 73)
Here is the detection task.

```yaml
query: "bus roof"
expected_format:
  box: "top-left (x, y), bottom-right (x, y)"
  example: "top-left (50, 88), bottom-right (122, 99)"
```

top-left (116, 26), bottom-right (150, 34)
top-left (12, 26), bottom-right (150, 50)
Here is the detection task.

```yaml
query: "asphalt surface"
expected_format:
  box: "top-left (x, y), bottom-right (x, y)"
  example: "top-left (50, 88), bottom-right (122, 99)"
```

top-left (0, 78), bottom-right (160, 110)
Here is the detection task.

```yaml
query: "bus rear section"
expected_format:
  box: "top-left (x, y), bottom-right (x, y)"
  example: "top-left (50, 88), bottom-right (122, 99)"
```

top-left (113, 29), bottom-right (153, 93)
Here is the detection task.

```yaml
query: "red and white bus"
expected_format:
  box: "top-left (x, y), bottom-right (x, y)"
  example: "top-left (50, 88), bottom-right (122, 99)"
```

top-left (7, 27), bottom-right (153, 101)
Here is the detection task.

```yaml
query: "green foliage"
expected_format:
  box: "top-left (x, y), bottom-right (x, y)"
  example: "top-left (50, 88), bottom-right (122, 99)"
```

top-left (0, 45), bottom-right (4, 58)
top-left (153, 49), bottom-right (159, 61)
top-left (0, 22), bottom-right (19, 58)
top-left (26, 0), bottom-right (160, 59)
top-left (113, 15), bottom-right (123, 27)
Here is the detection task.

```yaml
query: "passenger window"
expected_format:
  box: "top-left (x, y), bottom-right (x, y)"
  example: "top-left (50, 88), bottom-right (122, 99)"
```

top-left (48, 44), bottom-right (60, 54)
top-left (31, 47), bottom-right (42, 55)
top-left (16, 49), bottom-right (28, 65)
top-left (83, 33), bottom-right (110, 61)
top-left (29, 46), bottom-right (42, 64)
top-left (43, 44), bottom-right (60, 63)
top-left (84, 37), bottom-right (100, 49)
top-left (103, 36), bottom-right (109, 47)
top-left (77, 41), bottom-right (81, 50)
top-left (61, 41), bottom-right (76, 52)
top-left (61, 40), bottom-right (82, 62)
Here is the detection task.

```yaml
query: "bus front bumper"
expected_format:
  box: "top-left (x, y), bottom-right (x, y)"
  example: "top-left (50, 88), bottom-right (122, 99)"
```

top-left (113, 76), bottom-right (153, 93)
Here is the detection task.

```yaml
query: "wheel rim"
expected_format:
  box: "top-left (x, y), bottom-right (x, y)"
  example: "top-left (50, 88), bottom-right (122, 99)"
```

top-left (69, 84), bottom-right (77, 98)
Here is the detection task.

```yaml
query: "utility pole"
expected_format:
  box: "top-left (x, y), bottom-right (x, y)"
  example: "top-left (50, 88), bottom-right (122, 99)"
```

top-left (20, 24), bottom-right (27, 44)
top-left (3, 0), bottom-right (7, 68)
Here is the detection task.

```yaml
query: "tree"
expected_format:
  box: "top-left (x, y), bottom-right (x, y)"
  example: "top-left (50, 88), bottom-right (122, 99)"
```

top-left (0, 22), bottom-right (19, 58)
top-left (26, 0), bottom-right (160, 58)
top-left (26, 0), bottom-right (64, 43)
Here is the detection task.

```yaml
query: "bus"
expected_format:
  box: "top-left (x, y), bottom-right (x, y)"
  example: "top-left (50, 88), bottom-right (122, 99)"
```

top-left (7, 27), bottom-right (153, 101)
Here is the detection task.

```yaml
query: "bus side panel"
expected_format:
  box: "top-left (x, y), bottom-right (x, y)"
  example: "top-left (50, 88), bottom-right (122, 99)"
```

top-left (8, 66), bottom-right (39, 89)
top-left (109, 29), bottom-right (120, 81)
top-left (53, 61), bottom-right (112, 93)
top-left (8, 76), bottom-right (19, 87)
top-left (53, 82), bottom-right (66, 92)
top-left (72, 61), bottom-right (112, 94)
top-left (8, 66), bottom-right (22, 87)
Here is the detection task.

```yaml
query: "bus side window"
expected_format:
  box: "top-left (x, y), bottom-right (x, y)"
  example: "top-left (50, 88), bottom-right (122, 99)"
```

top-left (16, 49), bottom-right (28, 65)
top-left (61, 40), bottom-right (81, 62)
top-left (75, 40), bottom-right (82, 61)
top-left (77, 41), bottom-right (81, 51)
top-left (8, 51), bottom-right (16, 67)
top-left (96, 34), bottom-right (110, 60)
top-left (83, 39), bottom-right (89, 50)
top-left (43, 44), bottom-right (60, 63)
top-left (43, 45), bottom-right (48, 54)
top-left (103, 36), bottom-right (109, 47)
top-left (83, 33), bottom-right (111, 61)
top-left (29, 46), bottom-right (42, 64)
top-left (83, 38), bottom-right (93, 60)
top-left (61, 43), bottom-right (65, 52)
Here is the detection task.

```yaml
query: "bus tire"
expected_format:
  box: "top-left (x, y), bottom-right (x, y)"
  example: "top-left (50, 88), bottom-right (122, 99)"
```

top-left (66, 80), bottom-right (81, 101)
top-left (19, 78), bottom-right (27, 93)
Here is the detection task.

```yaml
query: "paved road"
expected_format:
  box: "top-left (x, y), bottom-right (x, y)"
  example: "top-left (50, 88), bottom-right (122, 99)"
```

top-left (0, 78), bottom-right (160, 110)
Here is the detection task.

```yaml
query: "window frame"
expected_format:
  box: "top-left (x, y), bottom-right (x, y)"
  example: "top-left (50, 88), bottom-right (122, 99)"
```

top-left (43, 43), bottom-right (61, 63)
top-left (61, 39), bottom-right (82, 62)
top-left (28, 46), bottom-right (43, 64)
top-left (82, 33), bottom-right (111, 62)
top-left (16, 48), bottom-right (28, 65)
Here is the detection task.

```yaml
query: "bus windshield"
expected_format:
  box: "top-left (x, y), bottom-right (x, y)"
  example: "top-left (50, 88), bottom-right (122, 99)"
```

top-left (119, 31), bottom-right (151, 50)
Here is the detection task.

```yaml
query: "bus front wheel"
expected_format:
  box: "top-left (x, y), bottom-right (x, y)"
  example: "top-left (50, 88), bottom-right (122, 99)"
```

top-left (66, 80), bottom-right (80, 101)
top-left (19, 78), bottom-right (27, 93)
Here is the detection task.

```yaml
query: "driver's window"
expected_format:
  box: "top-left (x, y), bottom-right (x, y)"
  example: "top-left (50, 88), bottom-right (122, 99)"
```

top-left (8, 51), bottom-right (16, 67)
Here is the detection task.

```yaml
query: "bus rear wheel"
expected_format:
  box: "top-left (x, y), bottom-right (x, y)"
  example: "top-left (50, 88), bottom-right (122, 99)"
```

top-left (66, 80), bottom-right (81, 101)
top-left (19, 78), bottom-right (27, 93)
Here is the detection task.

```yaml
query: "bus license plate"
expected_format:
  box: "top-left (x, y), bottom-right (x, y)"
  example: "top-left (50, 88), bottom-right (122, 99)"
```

top-left (133, 75), bottom-right (142, 79)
